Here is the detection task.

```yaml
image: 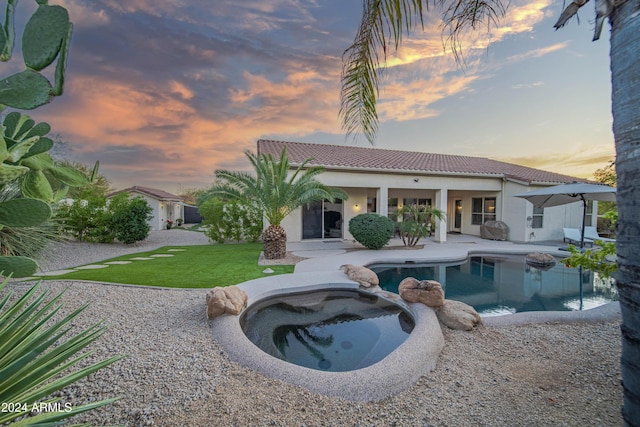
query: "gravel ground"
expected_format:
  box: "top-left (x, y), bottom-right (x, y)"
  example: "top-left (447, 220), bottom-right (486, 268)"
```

top-left (7, 233), bottom-right (624, 426)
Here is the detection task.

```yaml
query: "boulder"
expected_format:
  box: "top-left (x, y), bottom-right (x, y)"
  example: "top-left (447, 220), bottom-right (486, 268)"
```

top-left (206, 286), bottom-right (248, 319)
top-left (398, 277), bottom-right (445, 308)
top-left (437, 300), bottom-right (483, 331)
top-left (341, 264), bottom-right (379, 288)
top-left (525, 253), bottom-right (556, 268)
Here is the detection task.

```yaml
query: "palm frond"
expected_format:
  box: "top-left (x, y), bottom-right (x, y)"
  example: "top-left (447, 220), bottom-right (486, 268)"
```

top-left (204, 148), bottom-right (347, 227)
top-left (340, 0), bottom-right (507, 142)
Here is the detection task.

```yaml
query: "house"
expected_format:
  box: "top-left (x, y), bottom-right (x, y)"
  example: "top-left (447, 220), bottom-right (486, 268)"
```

top-left (257, 140), bottom-right (596, 243)
top-left (108, 186), bottom-right (185, 230)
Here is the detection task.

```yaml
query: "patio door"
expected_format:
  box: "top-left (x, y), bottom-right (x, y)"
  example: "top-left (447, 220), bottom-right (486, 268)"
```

top-left (302, 199), bottom-right (343, 239)
top-left (451, 199), bottom-right (462, 233)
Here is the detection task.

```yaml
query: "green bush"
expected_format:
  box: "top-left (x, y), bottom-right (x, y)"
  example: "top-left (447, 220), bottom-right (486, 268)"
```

top-left (199, 197), bottom-right (263, 243)
top-left (110, 194), bottom-right (153, 244)
top-left (349, 213), bottom-right (394, 250)
top-left (56, 193), bottom-right (152, 244)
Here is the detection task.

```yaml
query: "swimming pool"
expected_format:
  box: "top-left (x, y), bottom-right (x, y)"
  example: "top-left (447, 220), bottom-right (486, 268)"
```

top-left (368, 254), bottom-right (618, 316)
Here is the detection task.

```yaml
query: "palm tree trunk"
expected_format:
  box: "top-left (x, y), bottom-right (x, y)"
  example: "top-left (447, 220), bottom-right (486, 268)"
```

top-left (262, 224), bottom-right (287, 259)
top-left (610, 1), bottom-right (640, 424)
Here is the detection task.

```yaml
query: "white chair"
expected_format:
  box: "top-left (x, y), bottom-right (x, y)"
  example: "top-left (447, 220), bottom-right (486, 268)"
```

top-left (584, 226), bottom-right (616, 243)
top-left (563, 228), bottom-right (594, 247)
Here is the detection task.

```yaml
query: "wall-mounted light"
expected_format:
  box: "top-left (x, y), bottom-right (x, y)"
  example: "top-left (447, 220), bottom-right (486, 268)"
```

top-left (160, 202), bottom-right (165, 209)
top-left (414, 178), bottom-right (419, 183)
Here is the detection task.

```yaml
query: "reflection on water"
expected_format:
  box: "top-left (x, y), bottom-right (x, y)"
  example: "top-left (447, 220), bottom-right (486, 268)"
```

top-left (369, 254), bottom-right (617, 315)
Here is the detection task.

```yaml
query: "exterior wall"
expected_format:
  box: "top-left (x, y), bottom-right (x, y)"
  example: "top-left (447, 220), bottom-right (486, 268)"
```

top-left (115, 191), bottom-right (184, 231)
top-left (279, 169), bottom-right (591, 244)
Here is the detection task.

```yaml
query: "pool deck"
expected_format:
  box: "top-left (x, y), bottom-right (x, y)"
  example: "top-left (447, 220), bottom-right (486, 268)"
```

top-left (211, 234), bottom-right (621, 401)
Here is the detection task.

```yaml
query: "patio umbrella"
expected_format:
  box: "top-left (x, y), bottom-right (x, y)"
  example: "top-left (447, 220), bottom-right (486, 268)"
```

top-left (514, 181), bottom-right (616, 248)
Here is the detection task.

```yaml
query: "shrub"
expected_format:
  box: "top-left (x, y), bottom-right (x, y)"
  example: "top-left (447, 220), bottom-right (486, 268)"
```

top-left (56, 193), bottom-right (152, 244)
top-left (199, 198), bottom-right (263, 243)
top-left (349, 213), bottom-right (394, 250)
top-left (109, 194), bottom-right (153, 244)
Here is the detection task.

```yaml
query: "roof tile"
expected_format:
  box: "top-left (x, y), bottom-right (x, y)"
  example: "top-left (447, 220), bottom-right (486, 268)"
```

top-left (257, 139), bottom-right (583, 184)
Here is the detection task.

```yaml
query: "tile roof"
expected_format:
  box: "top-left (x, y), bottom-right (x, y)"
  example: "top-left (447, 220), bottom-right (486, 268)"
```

top-left (108, 185), bottom-right (183, 201)
top-left (257, 139), bottom-right (584, 185)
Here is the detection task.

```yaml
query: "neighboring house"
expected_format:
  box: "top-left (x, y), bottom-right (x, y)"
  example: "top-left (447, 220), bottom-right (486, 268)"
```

top-left (257, 140), bottom-right (596, 244)
top-left (108, 186), bottom-right (185, 230)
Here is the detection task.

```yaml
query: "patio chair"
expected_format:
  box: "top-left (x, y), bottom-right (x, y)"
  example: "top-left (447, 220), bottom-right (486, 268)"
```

top-left (563, 227), bottom-right (594, 247)
top-left (584, 226), bottom-right (616, 243)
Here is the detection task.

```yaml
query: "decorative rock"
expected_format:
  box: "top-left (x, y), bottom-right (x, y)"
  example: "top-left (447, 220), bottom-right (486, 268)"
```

top-left (398, 277), bottom-right (445, 308)
top-left (341, 264), bottom-right (379, 287)
top-left (525, 253), bottom-right (556, 267)
top-left (206, 286), bottom-right (248, 319)
top-left (262, 268), bottom-right (274, 274)
top-left (437, 300), bottom-right (483, 331)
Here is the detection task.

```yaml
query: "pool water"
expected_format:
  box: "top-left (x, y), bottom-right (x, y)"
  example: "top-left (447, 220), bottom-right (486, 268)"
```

top-left (369, 254), bottom-right (618, 316)
top-left (240, 289), bottom-right (414, 372)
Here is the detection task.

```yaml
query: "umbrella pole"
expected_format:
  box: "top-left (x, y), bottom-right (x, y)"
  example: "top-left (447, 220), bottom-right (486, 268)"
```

top-left (579, 194), bottom-right (587, 249)
top-left (579, 194), bottom-right (586, 310)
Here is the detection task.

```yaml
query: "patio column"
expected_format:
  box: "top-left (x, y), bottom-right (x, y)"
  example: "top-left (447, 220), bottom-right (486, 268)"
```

top-left (377, 186), bottom-right (389, 217)
top-left (435, 189), bottom-right (447, 243)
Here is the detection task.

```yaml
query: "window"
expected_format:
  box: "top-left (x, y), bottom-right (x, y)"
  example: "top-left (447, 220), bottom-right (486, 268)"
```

top-left (471, 197), bottom-right (497, 225)
top-left (585, 200), bottom-right (594, 226)
top-left (532, 206), bottom-right (544, 229)
top-left (367, 197), bottom-right (377, 213)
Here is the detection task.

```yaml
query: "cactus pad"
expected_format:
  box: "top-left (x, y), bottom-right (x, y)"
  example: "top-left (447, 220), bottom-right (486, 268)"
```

top-left (0, 69), bottom-right (53, 109)
top-left (0, 198), bottom-right (51, 227)
top-left (21, 169), bottom-right (53, 201)
top-left (22, 5), bottom-right (70, 71)
top-left (50, 166), bottom-right (89, 187)
top-left (0, 255), bottom-right (38, 278)
top-left (0, 163), bottom-right (29, 182)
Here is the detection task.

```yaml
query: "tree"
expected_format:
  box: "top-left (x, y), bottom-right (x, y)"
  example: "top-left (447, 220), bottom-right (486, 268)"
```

top-left (203, 148), bottom-right (347, 259)
top-left (341, 1), bottom-right (639, 423)
top-left (398, 203), bottom-right (445, 247)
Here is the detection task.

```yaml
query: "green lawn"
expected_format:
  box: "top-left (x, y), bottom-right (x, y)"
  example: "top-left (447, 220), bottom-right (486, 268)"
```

top-left (46, 243), bottom-right (295, 288)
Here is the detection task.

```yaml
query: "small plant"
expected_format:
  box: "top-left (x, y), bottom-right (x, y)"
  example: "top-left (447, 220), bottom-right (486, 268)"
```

top-left (0, 279), bottom-right (122, 425)
top-left (165, 219), bottom-right (173, 230)
top-left (560, 241), bottom-right (617, 278)
top-left (349, 213), bottom-right (394, 250)
top-left (176, 218), bottom-right (183, 226)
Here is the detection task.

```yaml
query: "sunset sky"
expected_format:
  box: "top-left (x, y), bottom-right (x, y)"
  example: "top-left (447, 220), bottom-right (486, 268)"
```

top-left (6, 0), bottom-right (615, 193)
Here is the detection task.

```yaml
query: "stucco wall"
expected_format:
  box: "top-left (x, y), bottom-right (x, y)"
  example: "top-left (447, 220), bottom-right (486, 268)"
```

top-left (279, 169), bottom-right (591, 244)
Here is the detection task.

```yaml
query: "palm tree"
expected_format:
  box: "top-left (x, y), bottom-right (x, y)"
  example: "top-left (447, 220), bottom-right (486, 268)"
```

top-left (205, 148), bottom-right (347, 259)
top-left (398, 203), bottom-right (445, 246)
top-left (340, 1), bottom-right (639, 423)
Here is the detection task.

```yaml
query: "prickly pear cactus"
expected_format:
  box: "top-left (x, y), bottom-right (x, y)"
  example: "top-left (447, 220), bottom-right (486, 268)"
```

top-left (1, 112), bottom-right (89, 203)
top-left (0, 1), bottom-right (73, 109)
top-left (0, 2), bottom-right (76, 278)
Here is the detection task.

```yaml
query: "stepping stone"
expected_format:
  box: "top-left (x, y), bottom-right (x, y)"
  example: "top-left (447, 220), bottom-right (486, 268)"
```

top-left (105, 261), bottom-right (133, 265)
top-left (75, 264), bottom-right (110, 270)
top-left (33, 269), bottom-right (77, 276)
top-left (150, 254), bottom-right (174, 258)
top-left (129, 257), bottom-right (154, 261)
top-left (167, 249), bottom-right (186, 252)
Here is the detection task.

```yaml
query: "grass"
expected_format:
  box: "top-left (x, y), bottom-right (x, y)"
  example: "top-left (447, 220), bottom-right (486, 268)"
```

top-left (44, 243), bottom-right (295, 288)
